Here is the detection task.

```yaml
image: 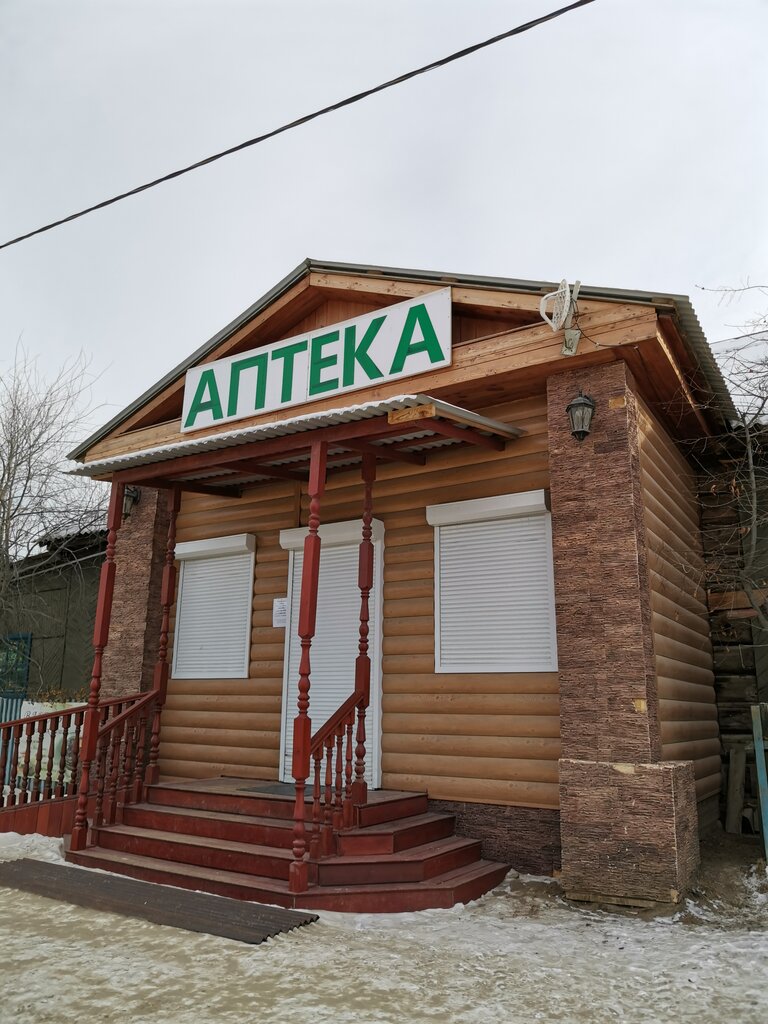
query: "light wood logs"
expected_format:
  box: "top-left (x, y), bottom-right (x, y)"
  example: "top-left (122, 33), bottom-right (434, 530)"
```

top-left (638, 399), bottom-right (719, 800)
top-left (160, 396), bottom-right (562, 806)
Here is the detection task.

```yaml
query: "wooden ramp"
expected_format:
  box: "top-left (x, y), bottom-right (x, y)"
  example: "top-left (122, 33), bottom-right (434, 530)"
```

top-left (0, 859), bottom-right (318, 944)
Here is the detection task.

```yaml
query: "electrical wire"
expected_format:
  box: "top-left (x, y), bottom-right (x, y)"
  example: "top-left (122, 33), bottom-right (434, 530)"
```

top-left (0, 0), bottom-right (597, 253)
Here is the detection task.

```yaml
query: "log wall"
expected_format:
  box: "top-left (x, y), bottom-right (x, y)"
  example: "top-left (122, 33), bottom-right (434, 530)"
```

top-left (637, 401), bottom-right (720, 809)
top-left (160, 395), bottom-right (562, 810)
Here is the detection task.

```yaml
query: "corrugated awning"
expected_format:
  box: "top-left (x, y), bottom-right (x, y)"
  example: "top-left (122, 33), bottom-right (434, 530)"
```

top-left (70, 394), bottom-right (523, 496)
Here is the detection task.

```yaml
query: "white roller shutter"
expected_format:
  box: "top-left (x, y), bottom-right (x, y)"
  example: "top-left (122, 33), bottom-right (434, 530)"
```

top-left (172, 549), bottom-right (255, 679)
top-left (281, 540), bottom-right (381, 785)
top-left (435, 513), bottom-right (557, 673)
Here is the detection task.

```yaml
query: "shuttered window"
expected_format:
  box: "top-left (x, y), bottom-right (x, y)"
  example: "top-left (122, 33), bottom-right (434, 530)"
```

top-left (172, 535), bottom-right (255, 679)
top-left (428, 492), bottom-right (557, 674)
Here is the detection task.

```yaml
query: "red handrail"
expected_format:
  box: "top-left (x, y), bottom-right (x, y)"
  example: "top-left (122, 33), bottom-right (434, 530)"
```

top-left (98, 691), bottom-right (156, 738)
top-left (0, 692), bottom-right (144, 731)
top-left (310, 691), bottom-right (359, 748)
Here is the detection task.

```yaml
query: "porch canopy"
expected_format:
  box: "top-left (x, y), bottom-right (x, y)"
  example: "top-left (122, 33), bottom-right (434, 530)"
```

top-left (69, 393), bottom-right (524, 491)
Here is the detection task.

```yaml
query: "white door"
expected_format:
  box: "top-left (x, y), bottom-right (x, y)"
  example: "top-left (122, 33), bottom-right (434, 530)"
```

top-left (279, 521), bottom-right (383, 787)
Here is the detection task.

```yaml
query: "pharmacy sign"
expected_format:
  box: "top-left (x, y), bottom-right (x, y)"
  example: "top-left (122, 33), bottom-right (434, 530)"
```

top-left (181, 289), bottom-right (451, 432)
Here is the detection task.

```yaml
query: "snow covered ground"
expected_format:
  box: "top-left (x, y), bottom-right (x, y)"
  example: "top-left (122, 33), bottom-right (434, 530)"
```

top-left (0, 832), bottom-right (765, 1024)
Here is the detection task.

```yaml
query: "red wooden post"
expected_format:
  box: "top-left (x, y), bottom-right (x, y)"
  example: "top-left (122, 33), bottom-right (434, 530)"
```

top-left (351, 455), bottom-right (376, 804)
top-left (146, 487), bottom-right (180, 785)
top-left (70, 481), bottom-right (124, 852)
top-left (289, 440), bottom-right (327, 894)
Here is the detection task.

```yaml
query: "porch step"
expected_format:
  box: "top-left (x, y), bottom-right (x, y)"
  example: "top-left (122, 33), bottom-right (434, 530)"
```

top-left (316, 836), bottom-right (481, 885)
top-left (337, 812), bottom-right (456, 854)
top-left (123, 803), bottom-right (456, 855)
top-left (147, 782), bottom-right (429, 827)
top-left (65, 844), bottom-right (509, 913)
top-left (65, 779), bottom-right (509, 913)
top-left (93, 824), bottom-right (481, 885)
top-left (93, 825), bottom-right (295, 881)
top-left (123, 803), bottom-right (294, 848)
top-left (147, 784), bottom-right (298, 820)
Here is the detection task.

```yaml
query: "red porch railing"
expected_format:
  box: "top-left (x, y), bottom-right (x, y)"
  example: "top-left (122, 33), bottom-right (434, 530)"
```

top-left (0, 695), bottom-right (142, 810)
top-left (90, 691), bottom-right (158, 829)
top-left (308, 691), bottom-right (366, 858)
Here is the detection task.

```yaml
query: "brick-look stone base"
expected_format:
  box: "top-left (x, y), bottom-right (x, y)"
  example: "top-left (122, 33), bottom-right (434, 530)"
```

top-left (100, 488), bottom-right (169, 698)
top-left (428, 800), bottom-right (561, 875)
top-left (559, 758), bottom-right (700, 903)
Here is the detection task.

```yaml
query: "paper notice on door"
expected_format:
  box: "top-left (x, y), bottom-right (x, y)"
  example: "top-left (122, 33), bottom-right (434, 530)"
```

top-left (272, 597), bottom-right (288, 628)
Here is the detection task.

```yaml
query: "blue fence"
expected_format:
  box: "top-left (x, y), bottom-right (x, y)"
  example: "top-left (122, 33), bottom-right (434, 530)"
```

top-left (0, 695), bottom-right (25, 787)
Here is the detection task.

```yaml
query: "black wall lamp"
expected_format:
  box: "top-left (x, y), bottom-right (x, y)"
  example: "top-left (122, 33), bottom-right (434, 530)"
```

top-left (566, 392), bottom-right (596, 441)
top-left (122, 485), bottom-right (141, 519)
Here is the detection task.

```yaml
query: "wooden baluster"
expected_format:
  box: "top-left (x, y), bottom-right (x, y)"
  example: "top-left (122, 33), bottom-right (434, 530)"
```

top-left (71, 481), bottom-right (124, 851)
top-left (43, 717), bottom-right (57, 800)
top-left (321, 735), bottom-right (334, 856)
top-left (132, 708), bottom-right (150, 801)
top-left (105, 726), bottom-right (122, 825)
top-left (309, 750), bottom-right (322, 860)
top-left (147, 705), bottom-right (162, 785)
top-left (8, 723), bottom-right (22, 807)
top-left (352, 455), bottom-right (376, 804)
top-left (55, 714), bottom-right (71, 798)
top-left (343, 718), bottom-right (354, 827)
top-left (93, 736), bottom-right (108, 828)
top-left (146, 488), bottom-right (180, 785)
top-left (354, 708), bottom-right (367, 805)
top-left (333, 723), bottom-right (344, 831)
top-left (67, 710), bottom-right (84, 796)
top-left (113, 720), bottom-right (131, 822)
top-left (118, 720), bottom-right (136, 818)
top-left (19, 721), bottom-right (34, 805)
top-left (0, 727), bottom-right (9, 809)
top-left (31, 719), bottom-right (46, 801)
top-left (290, 441), bottom-right (327, 894)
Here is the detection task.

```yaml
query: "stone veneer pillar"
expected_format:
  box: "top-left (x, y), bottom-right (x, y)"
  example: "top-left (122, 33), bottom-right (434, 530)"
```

top-left (547, 361), bottom-right (700, 904)
top-left (100, 487), bottom-right (170, 698)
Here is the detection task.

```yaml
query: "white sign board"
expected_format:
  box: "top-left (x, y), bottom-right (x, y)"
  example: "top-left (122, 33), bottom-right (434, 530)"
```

top-left (181, 288), bottom-right (452, 432)
top-left (272, 597), bottom-right (288, 629)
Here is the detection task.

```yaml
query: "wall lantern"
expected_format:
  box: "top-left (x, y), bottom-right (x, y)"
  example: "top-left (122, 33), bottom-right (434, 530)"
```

top-left (122, 485), bottom-right (141, 519)
top-left (566, 392), bottom-right (596, 441)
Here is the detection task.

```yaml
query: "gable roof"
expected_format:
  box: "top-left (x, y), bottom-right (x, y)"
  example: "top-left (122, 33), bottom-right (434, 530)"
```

top-left (68, 257), bottom-right (734, 461)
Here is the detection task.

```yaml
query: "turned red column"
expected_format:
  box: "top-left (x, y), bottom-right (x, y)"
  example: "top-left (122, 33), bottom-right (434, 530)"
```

top-left (351, 454), bottom-right (376, 804)
top-left (289, 440), bottom-right (327, 893)
top-left (70, 481), bottom-right (124, 851)
top-left (146, 487), bottom-right (181, 785)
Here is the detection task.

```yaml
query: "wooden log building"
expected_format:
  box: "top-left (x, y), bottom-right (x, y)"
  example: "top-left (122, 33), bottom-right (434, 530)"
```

top-left (0, 260), bottom-right (733, 911)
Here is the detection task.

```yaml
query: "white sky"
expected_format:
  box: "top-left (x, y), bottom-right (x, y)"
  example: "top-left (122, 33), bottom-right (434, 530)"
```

top-left (1, 0), bottom-right (767, 441)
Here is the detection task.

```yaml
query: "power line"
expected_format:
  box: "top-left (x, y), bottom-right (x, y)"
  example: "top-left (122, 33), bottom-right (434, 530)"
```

top-left (0, 0), bottom-right (597, 253)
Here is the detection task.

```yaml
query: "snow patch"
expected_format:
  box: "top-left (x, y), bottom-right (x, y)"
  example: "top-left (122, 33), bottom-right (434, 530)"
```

top-left (0, 831), bottom-right (65, 864)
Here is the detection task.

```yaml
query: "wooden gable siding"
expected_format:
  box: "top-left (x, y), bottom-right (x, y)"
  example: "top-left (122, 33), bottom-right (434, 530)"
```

top-left (158, 395), bottom-right (561, 811)
top-left (637, 401), bottom-right (720, 808)
top-left (83, 297), bottom-right (657, 464)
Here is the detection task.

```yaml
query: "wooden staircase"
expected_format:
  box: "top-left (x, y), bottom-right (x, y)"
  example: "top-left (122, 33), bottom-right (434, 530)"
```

top-left (65, 778), bottom-right (509, 912)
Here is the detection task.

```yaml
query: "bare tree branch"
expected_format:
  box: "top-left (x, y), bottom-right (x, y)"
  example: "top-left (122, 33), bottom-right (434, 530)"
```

top-left (0, 346), bottom-right (109, 632)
